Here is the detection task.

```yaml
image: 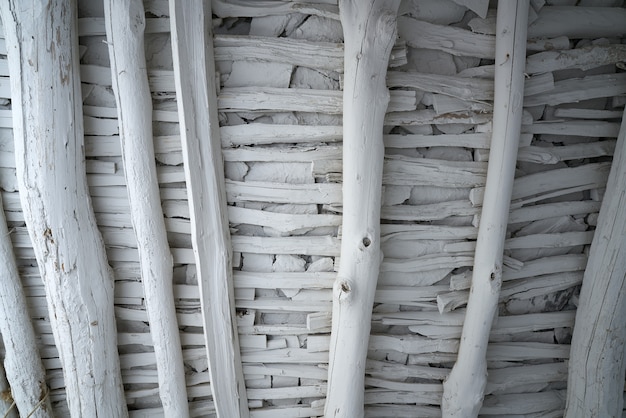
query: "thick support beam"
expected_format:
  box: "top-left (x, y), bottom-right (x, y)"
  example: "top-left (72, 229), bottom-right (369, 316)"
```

top-left (0, 192), bottom-right (52, 417)
top-left (103, 1), bottom-right (189, 416)
top-left (441, 2), bottom-right (529, 417)
top-left (324, 1), bottom-right (400, 417)
top-left (565, 107), bottom-right (626, 418)
top-left (169, 1), bottom-right (249, 417)
top-left (0, 1), bottom-right (128, 416)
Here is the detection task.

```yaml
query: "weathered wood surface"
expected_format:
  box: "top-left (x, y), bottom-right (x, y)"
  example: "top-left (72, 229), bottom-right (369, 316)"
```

top-left (0, 0), bottom-right (128, 415)
top-left (442, 1), bottom-right (529, 416)
top-left (325, 1), bottom-right (400, 417)
top-left (171, 0), bottom-right (282, 414)
top-left (104, 0), bottom-right (189, 415)
top-left (565, 108), bottom-right (626, 417)
top-left (212, 0), bottom-right (340, 20)
top-left (0, 194), bottom-right (52, 418)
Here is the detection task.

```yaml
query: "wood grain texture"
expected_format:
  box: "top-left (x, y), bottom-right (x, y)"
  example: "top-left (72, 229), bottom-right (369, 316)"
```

top-left (0, 1), bottom-right (128, 415)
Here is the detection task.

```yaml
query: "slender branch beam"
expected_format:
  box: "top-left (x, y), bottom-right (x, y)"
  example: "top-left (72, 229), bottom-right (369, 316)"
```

top-left (0, 192), bottom-right (52, 417)
top-left (565, 107), bottom-right (626, 418)
top-left (441, 2), bottom-right (529, 417)
top-left (325, 1), bottom-right (400, 417)
top-left (103, 0), bottom-right (189, 415)
top-left (0, 1), bottom-right (128, 416)
top-left (0, 363), bottom-right (16, 418)
top-left (169, 1), bottom-right (249, 416)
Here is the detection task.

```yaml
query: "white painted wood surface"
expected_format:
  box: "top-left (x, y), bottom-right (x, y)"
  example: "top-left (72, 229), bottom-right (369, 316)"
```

top-left (0, 193), bottom-right (51, 417)
top-left (103, 0), bottom-right (189, 416)
top-left (565, 107), bottom-right (626, 418)
top-left (0, 1), bottom-right (128, 415)
top-left (441, 1), bottom-right (529, 416)
top-left (324, 1), bottom-right (400, 416)
top-left (170, 1), bottom-right (249, 417)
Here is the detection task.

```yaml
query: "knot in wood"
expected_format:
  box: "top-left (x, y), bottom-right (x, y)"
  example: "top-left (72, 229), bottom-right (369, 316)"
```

top-left (334, 278), bottom-right (354, 303)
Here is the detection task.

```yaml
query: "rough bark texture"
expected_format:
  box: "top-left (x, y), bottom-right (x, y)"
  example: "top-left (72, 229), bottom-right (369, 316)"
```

top-left (324, 1), bottom-right (400, 417)
top-left (441, 1), bottom-right (529, 417)
top-left (169, 0), bottom-right (249, 416)
top-left (103, 0), bottom-right (189, 415)
top-left (0, 1), bottom-right (128, 416)
top-left (0, 192), bottom-right (52, 418)
top-left (565, 107), bottom-right (626, 418)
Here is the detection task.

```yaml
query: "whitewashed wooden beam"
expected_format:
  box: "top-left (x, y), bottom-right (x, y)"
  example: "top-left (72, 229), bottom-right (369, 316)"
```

top-left (214, 35), bottom-right (344, 72)
top-left (0, 193), bottom-right (52, 417)
top-left (565, 107), bottom-right (626, 417)
top-left (169, 1), bottom-right (249, 417)
top-left (526, 44), bottom-right (626, 74)
top-left (228, 206), bottom-right (341, 234)
top-left (103, 0), bottom-right (188, 415)
top-left (386, 71), bottom-right (493, 101)
top-left (442, 1), bottom-right (529, 416)
top-left (218, 87), bottom-right (343, 113)
top-left (225, 180), bottom-right (342, 205)
top-left (212, 0), bottom-right (339, 20)
top-left (220, 124), bottom-right (343, 147)
top-left (218, 87), bottom-right (414, 114)
top-left (383, 157), bottom-right (487, 188)
top-left (325, 1), bottom-right (399, 416)
top-left (384, 133), bottom-right (491, 149)
top-left (381, 201), bottom-right (479, 222)
top-left (522, 120), bottom-right (621, 138)
top-left (0, 1), bottom-right (128, 415)
top-left (397, 16), bottom-right (495, 59)
top-left (385, 109), bottom-right (492, 126)
top-left (221, 145), bottom-right (342, 162)
top-left (552, 108), bottom-right (623, 120)
top-left (517, 140), bottom-right (616, 164)
top-left (524, 73), bottom-right (626, 107)
top-left (232, 235), bottom-right (340, 256)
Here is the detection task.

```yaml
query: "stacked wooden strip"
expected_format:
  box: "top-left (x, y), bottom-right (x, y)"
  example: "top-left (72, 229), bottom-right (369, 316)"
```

top-left (211, 7), bottom-right (356, 415)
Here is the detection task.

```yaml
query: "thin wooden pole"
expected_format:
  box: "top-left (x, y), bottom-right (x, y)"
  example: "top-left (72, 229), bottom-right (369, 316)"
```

top-left (324, 1), bottom-right (400, 417)
top-left (169, 0), bottom-right (249, 416)
top-left (0, 1), bottom-right (128, 415)
top-left (565, 107), bottom-right (626, 418)
top-left (103, 0), bottom-right (189, 416)
top-left (0, 192), bottom-right (52, 417)
top-left (441, 1), bottom-right (529, 416)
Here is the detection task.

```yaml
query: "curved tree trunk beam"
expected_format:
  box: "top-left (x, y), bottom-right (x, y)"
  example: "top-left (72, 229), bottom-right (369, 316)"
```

top-left (324, 1), bottom-right (400, 417)
top-left (565, 107), bottom-right (626, 418)
top-left (441, 2), bottom-right (529, 417)
top-left (103, 1), bottom-right (189, 416)
top-left (0, 192), bottom-right (52, 417)
top-left (0, 1), bottom-right (128, 416)
top-left (169, 1), bottom-right (249, 417)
